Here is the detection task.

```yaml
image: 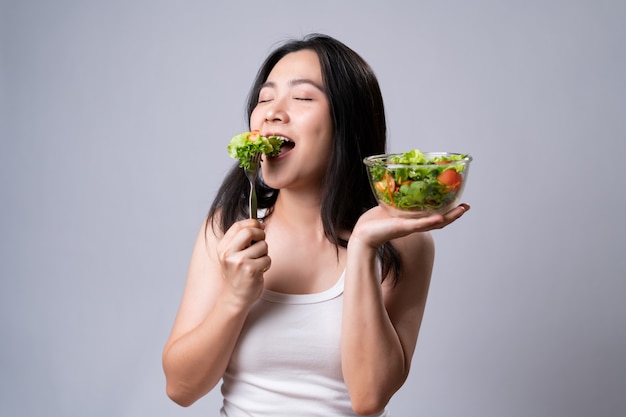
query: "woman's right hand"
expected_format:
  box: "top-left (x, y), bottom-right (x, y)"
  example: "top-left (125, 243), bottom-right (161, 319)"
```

top-left (217, 219), bottom-right (271, 307)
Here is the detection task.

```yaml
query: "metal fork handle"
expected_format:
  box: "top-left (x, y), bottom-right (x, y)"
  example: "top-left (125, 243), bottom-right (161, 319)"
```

top-left (249, 180), bottom-right (258, 219)
top-left (244, 154), bottom-right (261, 219)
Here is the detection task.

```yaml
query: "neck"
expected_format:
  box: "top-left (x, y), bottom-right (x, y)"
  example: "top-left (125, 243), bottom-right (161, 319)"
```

top-left (270, 189), bottom-right (326, 235)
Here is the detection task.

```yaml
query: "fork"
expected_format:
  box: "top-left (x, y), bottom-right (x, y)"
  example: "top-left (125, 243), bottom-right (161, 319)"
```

top-left (244, 153), bottom-right (261, 219)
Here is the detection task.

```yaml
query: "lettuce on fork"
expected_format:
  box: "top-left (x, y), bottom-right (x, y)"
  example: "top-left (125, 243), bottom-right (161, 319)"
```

top-left (227, 130), bottom-right (285, 170)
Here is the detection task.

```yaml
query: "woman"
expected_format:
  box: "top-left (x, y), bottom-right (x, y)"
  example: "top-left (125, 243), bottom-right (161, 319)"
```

top-left (163, 34), bottom-right (469, 416)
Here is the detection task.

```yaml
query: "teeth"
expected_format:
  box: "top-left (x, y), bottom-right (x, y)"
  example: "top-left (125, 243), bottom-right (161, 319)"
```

top-left (279, 137), bottom-right (295, 149)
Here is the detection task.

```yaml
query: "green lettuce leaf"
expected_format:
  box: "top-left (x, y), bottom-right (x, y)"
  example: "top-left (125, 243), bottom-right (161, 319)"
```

top-left (227, 131), bottom-right (285, 169)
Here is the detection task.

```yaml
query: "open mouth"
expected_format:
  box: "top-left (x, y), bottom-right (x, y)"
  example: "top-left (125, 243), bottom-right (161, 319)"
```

top-left (273, 137), bottom-right (295, 156)
top-left (280, 138), bottom-right (295, 152)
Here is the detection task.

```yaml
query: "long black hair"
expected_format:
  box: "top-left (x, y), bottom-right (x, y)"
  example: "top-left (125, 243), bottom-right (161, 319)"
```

top-left (208, 34), bottom-right (401, 283)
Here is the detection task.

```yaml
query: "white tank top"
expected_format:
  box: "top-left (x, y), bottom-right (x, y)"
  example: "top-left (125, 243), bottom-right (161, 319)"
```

top-left (219, 270), bottom-right (388, 417)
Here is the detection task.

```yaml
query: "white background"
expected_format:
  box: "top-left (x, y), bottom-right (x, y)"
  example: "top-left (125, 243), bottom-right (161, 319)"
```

top-left (2, 1), bottom-right (625, 416)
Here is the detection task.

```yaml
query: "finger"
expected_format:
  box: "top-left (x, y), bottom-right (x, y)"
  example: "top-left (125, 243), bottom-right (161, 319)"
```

top-left (229, 224), bottom-right (266, 252)
top-left (242, 239), bottom-right (269, 260)
top-left (428, 203), bottom-right (470, 229)
top-left (222, 219), bottom-right (263, 242)
top-left (442, 203), bottom-right (470, 222)
top-left (221, 249), bottom-right (270, 282)
top-left (218, 220), bottom-right (247, 249)
top-left (238, 255), bottom-right (271, 279)
top-left (394, 203), bottom-right (469, 232)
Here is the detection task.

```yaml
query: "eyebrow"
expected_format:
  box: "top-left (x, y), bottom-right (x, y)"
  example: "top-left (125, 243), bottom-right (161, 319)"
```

top-left (260, 78), bottom-right (326, 93)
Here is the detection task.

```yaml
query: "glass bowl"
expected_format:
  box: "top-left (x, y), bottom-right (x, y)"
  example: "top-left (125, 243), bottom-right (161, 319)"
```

top-left (363, 151), bottom-right (473, 218)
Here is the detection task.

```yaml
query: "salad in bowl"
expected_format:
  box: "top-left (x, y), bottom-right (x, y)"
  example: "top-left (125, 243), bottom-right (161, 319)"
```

top-left (363, 149), bottom-right (472, 218)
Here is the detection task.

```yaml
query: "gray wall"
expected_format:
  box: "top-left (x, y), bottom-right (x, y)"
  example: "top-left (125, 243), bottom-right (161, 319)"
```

top-left (2, 0), bottom-right (625, 416)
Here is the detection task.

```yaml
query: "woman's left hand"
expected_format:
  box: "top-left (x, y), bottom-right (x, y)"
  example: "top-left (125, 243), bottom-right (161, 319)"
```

top-left (350, 203), bottom-right (470, 250)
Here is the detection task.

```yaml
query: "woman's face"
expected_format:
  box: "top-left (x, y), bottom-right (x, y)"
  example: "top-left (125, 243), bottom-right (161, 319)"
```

top-left (250, 49), bottom-right (334, 192)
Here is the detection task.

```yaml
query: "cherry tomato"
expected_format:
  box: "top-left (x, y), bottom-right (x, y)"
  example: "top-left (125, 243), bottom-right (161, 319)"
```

top-left (437, 169), bottom-right (462, 191)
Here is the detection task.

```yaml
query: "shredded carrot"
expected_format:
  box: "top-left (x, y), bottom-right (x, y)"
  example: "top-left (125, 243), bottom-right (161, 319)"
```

top-left (384, 172), bottom-right (396, 206)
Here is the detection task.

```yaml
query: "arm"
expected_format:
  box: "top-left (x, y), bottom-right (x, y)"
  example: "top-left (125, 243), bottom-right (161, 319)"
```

top-left (162, 216), bottom-right (270, 406)
top-left (341, 204), bottom-right (469, 415)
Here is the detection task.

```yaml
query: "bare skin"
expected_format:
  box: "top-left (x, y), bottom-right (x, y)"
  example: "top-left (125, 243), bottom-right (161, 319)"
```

top-left (162, 49), bottom-right (470, 413)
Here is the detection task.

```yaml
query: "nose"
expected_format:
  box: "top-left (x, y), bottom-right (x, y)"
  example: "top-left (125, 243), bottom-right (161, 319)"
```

top-left (264, 100), bottom-right (289, 123)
